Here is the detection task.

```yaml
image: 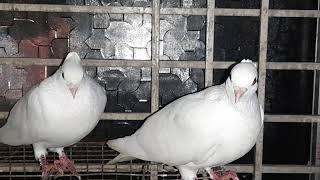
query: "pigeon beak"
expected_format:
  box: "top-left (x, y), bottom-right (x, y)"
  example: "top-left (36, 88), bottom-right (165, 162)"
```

top-left (68, 84), bottom-right (78, 99)
top-left (234, 86), bottom-right (247, 103)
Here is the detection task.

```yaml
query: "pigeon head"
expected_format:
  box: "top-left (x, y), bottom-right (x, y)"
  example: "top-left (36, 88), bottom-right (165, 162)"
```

top-left (227, 59), bottom-right (258, 103)
top-left (61, 52), bottom-right (84, 99)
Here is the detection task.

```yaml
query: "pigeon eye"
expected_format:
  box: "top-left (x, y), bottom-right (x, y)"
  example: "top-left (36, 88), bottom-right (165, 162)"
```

top-left (252, 78), bottom-right (257, 85)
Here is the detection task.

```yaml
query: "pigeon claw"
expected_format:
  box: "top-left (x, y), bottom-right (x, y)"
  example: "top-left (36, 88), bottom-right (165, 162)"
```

top-left (54, 154), bottom-right (78, 175)
top-left (206, 168), bottom-right (239, 180)
top-left (53, 160), bottom-right (65, 175)
top-left (40, 155), bottom-right (56, 178)
top-left (206, 168), bottom-right (221, 180)
top-left (221, 170), bottom-right (239, 180)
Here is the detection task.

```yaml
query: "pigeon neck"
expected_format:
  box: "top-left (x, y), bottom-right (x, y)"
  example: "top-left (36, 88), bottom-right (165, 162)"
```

top-left (225, 78), bottom-right (256, 105)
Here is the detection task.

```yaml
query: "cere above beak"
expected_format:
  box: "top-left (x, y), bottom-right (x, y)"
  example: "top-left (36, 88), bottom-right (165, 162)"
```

top-left (68, 84), bottom-right (79, 99)
top-left (234, 86), bottom-right (247, 103)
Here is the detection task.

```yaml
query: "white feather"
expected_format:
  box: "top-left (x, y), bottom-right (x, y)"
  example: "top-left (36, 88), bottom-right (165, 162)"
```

top-left (0, 52), bottom-right (107, 160)
top-left (107, 59), bottom-right (263, 179)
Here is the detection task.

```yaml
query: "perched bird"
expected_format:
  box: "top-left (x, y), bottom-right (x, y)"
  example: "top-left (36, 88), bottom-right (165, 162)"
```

top-left (0, 52), bottom-right (107, 176)
top-left (107, 59), bottom-right (263, 180)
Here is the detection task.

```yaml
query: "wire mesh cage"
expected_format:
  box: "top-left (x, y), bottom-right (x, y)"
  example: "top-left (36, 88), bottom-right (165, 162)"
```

top-left (0, 142), bottom-right (183, 180)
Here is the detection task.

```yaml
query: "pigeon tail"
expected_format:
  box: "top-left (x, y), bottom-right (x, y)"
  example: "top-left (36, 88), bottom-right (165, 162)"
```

top-left (107, 136), bottom-right (147, 162)
top-left (106, 138), bottom-right (126, 152)
top-left (107, 138), bottom-right (137, 164)
top-left (107, 154), bottom-right (136, 164)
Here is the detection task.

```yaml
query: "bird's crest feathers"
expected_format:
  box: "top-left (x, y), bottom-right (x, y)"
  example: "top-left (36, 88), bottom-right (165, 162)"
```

top-left (241, 59), bottom-right (257, 67)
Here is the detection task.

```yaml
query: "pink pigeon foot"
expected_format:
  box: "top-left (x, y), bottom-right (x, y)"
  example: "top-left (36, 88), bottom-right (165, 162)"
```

top-left (206, 168), bottom-right (239, 180)
top-left (206, 168), bottom-right (221, 180)
top-left (53, 153), bottom-right (78, 175)
top-left (40, 155), bottom-right (55, 176)
top-left (220, 170), bottom-right (239, 180)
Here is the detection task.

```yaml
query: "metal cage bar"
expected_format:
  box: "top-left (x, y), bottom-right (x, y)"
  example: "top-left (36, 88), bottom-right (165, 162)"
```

top-left (310, 1), bottom-right (320, 180)
top-left (204, 0), bottom-right (215, 87)
top-left (0, 3), bottom-right (320, 18)
top-left (1, 163), bottom-right (320, 174)
top-left (150, 0), bottom-right (161, 179)
top-left (2, 113), bottom-right (320, 123)
top-left (2, 58), bottom-right (320, 70)
top-left (150, 0), bottom-right (160, 114)
top-left (254, 0), bottom-right (269, 179)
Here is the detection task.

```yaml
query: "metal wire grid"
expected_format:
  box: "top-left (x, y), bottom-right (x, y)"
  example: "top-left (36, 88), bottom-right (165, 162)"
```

top-left (0, 142), bottom-right (183, 179)
top-left (0, 0), bottom-right (319, 180)
top-left (1, 142), bottom-right (319, 179)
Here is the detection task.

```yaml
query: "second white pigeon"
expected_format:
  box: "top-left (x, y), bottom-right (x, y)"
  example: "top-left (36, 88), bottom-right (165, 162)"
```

top-left (107, 59), bottom-right (263, 180)
top-left (0, 52), bottom-right (107, 175)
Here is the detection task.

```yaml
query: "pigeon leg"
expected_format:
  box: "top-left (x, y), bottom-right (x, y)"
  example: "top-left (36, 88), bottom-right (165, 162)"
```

top-left (34, 143), bottom-right (55, 176)
top-left (54, 150), bottom-right (78, 175)
top-left (205, 168), bottom-right (222, 180)
top-left (178, 166), bottom-right (198, 180)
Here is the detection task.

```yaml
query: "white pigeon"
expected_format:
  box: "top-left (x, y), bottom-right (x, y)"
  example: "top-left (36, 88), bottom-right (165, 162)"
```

top-left (107, 59), bottom-right (263, 180)
top-left (0, 52), bottom-right (107, 175)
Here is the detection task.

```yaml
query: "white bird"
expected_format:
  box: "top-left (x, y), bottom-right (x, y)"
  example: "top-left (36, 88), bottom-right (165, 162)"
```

top-left (107, 59), bottom-right (263, 180)
top-left (0, 52), bottom-right (107, 176)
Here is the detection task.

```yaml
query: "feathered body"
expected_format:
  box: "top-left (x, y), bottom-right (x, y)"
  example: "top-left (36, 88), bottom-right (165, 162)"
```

top-left (107, 60), bottom-right (263, 179)
top-left (0, 52), bottom-right (106, 175)
top-left (0, 75), bottom-right (105, 148)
